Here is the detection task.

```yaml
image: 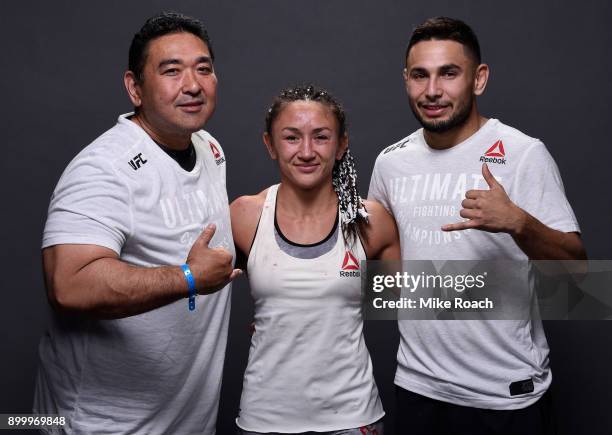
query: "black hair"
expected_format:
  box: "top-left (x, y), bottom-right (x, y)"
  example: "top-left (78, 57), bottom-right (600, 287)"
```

top-left (265, 84), bottom-right (368, 245)
top-left (128, 11), bottom-right (214, 83)
top-left (265, 85), bottom-right (346, 137)
top-left (406, 17), bottom-right (481, 65)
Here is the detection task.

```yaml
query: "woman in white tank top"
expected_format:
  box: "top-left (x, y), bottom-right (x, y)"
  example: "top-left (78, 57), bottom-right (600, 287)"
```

top-left (230, 85), bottom-right (400, 435)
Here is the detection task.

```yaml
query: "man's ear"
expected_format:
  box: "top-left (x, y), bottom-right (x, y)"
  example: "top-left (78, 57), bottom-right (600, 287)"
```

top-left (336, 133), bottom-right (349, 160)
top-left (473, 63), bottom-right (489, 96)
top-left (263, 132), bottom-right (277, 160)
top-left (403, 67), bottom-right (410, 95)
top-left (124, 71), bottom-right (143, 108)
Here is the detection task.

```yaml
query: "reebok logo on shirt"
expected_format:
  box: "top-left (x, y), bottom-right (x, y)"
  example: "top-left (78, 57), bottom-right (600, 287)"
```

top-left (339, 251), bottom-right (361, 277)
top-left (479, 140), bottom-right (506, 165)
top-left (209, 141), bottom-right (225, 166)
top-left (128, 152), bottom-right (147, 170)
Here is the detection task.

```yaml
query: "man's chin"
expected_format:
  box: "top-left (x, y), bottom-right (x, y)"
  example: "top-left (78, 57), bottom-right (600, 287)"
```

top-left (419, 117), bottom-right (456, 133)
top-left (178, 118), bottom-right (210, 134)
top-left (410, 100), bottom-right (472, 134)
top-left (416, 110), bottom-right (471, 134)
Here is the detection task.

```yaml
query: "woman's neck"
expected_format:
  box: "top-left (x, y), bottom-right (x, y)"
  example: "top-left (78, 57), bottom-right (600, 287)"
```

top-left (276, 181), bottom-right (338, 218)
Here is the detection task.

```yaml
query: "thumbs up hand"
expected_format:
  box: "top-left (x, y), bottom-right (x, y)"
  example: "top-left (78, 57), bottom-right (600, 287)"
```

top-left (186, 224), bottom-right (242, 294)
top-left (441, 163), bottom-right (526, 234)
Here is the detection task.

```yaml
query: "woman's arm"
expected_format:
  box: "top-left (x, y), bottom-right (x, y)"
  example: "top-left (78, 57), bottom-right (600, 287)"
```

top-left (230, 190), bottom-right (268, 270)
top-left (359, 200), bottom-right (401, 260)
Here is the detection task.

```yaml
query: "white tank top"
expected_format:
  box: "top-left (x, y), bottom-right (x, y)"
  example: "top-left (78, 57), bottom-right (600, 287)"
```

top-left (236, 184), bottom-right (384, 433)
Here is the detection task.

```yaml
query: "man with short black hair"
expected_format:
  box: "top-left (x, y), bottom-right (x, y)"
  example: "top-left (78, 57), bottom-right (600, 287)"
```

top-left (34, 12), bottom-right (239, 434)
top-left (369, 16), bottom-right (586, 435)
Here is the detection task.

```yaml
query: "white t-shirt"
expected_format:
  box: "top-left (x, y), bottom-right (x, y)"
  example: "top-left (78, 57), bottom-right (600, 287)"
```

top-left (368, 119), bottom-right (580, 410)
top-left (35, 114), bottom-right (234, 434)
top-left (237, 185), bottom-right (384, 433)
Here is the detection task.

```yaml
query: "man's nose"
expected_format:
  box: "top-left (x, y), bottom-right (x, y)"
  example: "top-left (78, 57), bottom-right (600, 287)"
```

top-left (182, 69), bottom-right (201, 95)
top-left (425, 77), bottom-right (442, 100)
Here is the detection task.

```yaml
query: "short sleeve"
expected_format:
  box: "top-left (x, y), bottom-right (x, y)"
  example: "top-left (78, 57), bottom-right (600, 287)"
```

top-left (194, 130), bottom-right (227, 186)
top-left (43, 153), bottom-right (132, 254)
top-left (367, 157), bottom-right (392, 213)
top-left (512, 142), bottom-right (580, 233)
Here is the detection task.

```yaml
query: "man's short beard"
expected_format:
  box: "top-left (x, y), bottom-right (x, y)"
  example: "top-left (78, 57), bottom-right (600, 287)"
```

top-left (410, 97), bottom-right (473, 133)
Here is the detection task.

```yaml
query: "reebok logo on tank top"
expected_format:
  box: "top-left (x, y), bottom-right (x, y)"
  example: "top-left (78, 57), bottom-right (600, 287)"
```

top-left (480, 140), bottom-right (506, 165)
top-left (340, 251), bottom-right (361, 277)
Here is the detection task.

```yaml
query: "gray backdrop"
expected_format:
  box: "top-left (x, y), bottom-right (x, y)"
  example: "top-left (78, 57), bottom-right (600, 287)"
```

top-left (1, 1), bottom-right (611, 434)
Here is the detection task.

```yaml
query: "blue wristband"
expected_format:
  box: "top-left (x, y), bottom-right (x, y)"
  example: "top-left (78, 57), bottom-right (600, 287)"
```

top-left (181, 264), bottom-right (197, 311)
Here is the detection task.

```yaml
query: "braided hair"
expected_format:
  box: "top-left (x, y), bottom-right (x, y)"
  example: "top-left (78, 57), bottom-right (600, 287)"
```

top-left (265, 84), bottom-right (369, 245)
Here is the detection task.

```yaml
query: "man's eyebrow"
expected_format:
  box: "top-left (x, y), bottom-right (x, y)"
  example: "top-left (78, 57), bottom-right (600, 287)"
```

top-left (158, 59), bottom-right (182, 68)
top-left (409, 66), bottom-right (428, 74)
top-left (409, 64), bottom-right (462, 74)
top-left (195, 56), bottom-right (212, 64)
top-left (439, 63), bottom-right (462, 72)
top-left (158, 56), bottom-right (212, 68)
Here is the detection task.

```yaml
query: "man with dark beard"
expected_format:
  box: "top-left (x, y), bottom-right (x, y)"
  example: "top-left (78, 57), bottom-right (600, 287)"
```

top-left (368, 17), bottom-right (586, 435)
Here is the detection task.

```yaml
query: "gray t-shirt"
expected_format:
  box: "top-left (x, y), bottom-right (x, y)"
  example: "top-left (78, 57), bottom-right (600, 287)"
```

top-left (35, 114), bottom-right (234, 434)
top-left (368, 119), bottom-right (580, 410)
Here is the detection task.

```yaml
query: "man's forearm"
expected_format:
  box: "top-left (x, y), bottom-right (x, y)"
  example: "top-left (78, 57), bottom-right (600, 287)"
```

top-left (511, 211), bottom-right (587, 260)
top-left (49, 254), bottom-right (189, 319)
top-left (45, 226), bottom-right (236, 319)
